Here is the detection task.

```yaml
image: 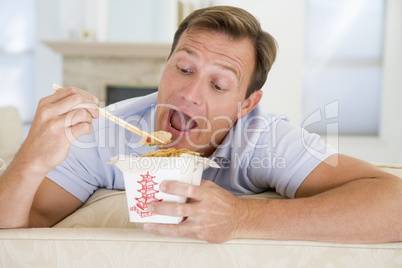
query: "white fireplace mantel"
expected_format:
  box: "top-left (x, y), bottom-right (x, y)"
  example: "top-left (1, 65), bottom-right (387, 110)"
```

top-left (44, 41), bottom-right (172, 58)
top-left (44, 41), bottom-right (170, 102)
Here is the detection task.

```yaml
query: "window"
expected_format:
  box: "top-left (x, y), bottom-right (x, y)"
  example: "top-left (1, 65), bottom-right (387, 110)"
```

top-left (302, 0), bottom-right (384, 135)
top-left (0, 0), bottom-right (36, 123)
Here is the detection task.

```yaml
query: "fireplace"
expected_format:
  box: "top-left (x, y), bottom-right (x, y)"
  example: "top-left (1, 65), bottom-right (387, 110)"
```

top-left (106, 85), bottom-right (158, 105)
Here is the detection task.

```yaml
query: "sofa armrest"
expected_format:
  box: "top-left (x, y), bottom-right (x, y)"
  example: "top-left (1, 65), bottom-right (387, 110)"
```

top-left (1, 227), bottom-right (401, 267)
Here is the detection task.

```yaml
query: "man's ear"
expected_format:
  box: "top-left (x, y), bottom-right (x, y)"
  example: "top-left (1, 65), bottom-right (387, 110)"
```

top-left (237, 90), bottom-right (263, 119)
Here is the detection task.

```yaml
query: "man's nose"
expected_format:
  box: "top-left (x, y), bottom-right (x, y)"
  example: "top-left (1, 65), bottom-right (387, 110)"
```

top-left (180, 77), bottom-right (204, 106)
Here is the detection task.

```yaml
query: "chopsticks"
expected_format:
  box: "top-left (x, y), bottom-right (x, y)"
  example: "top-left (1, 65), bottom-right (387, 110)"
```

top-left (52, 84), bottom-right (165, 145)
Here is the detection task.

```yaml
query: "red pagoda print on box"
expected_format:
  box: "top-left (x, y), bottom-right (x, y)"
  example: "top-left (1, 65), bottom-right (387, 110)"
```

top-left (130, 171), bottom-right (163, 218)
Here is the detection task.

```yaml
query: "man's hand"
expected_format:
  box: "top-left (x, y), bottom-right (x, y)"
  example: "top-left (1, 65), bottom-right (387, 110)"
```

top-left (142, 155), bottom-right (402, 244)
top-left (0, 87), bottom-right (98, 228)
top-left (17, 87), bottom-right (99, 176)
top-left (143, 180), bottom-right (249, 243)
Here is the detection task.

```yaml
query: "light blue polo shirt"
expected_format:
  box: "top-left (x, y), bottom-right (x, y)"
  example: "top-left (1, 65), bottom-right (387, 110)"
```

top-left (47, 92), bottom-right (336, 202)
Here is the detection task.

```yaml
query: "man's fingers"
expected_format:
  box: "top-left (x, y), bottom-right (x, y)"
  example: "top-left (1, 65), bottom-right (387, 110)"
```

top-left (68, 122), bottom-right (94, 140)
top-left (42, 87), bottom-right (99, 119)
top-left (49, 87), bottom-right (99, 106)
top-left (144, 181), bottom-right (241, 243)
top-left (149, 202), bottom-right (194, 217)
top-left (160, 181), bottom-right (203, 200)
top-left (144, 220), bottom-right (200, 238)
top-left (51, 94), bottom-right (99, 119)
top-left (144, 223), bottom-right (183, 237)
top-left (64, 106), bottom-right (95, 128)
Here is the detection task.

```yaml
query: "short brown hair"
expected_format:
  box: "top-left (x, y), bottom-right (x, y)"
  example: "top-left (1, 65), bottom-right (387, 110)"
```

top-left (169, 5), bottom-right (277, 99)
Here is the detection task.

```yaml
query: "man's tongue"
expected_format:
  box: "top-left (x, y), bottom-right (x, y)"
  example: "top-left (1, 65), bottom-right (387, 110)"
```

top-left (170, 110), bottom-right (196, 131)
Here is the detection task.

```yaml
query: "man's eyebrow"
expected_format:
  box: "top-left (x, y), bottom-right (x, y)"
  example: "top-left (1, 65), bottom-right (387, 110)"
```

top-left (218, 64), bottom-right (239, 80)
top-left (176, 47), bottom-right (240, 80)
top-left (176, 47), bottom-right (198, 58)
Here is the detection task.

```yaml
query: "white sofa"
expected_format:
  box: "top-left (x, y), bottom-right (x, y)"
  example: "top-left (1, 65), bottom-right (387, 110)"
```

top-left (0, 106), bottom-right (23, 165)
top-left (0, 164), bottom-right (401, 267)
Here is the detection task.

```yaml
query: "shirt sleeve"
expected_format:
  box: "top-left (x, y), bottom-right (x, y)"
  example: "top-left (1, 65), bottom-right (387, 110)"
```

top-left (46, 125), bottom-right (115, 203)
top-left (43, 93), bottom-right (160, 202)
top-left (249, 119), bottom-right (337, 198)
top-left (45, 94), bottom-right (160, 203)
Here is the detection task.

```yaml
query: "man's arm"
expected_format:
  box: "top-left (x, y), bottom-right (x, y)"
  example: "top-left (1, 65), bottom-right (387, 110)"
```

top-left (29, 178), bottom-right (83, 227)
top-left (0, 165), bottom-right (83, 228)
top-left (0, 87), bottom-right (98, 228)
top-left (237, 154), bottom-right (402, 243)
top-left (143, 154), bottom-right (402, 243)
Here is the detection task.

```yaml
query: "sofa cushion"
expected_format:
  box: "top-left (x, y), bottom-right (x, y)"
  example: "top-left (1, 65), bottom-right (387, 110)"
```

top-left (373, 163), bottom-right (402, 178)
top-left (0, 159), bottom-right (6, 176)
top-left (54, 164), bottom-right (402, 229)
top-left (53, 189), bottom-right (285, 228)
top-left (0, 106), bottom-right (23, 165)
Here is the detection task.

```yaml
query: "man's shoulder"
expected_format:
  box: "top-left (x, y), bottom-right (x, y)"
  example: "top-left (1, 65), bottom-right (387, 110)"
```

top-left (240, 105), bottom-right (290, 128)
top-left (211, 106), bottom-right (291, 158)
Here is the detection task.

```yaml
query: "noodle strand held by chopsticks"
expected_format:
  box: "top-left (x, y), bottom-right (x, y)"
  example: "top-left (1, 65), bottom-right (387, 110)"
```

top-left (139, 148), bottom-right (200, 157)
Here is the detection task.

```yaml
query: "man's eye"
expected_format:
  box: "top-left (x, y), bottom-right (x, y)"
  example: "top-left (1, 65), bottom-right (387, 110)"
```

top-left (211, 81), bottom-right (222, 91)
top-left (178, 67), bottom-right (191, 74)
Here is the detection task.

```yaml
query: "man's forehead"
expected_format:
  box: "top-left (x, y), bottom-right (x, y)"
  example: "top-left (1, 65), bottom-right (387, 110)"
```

top-left (177, 45), bottom-right (241, 80)
top-left (173, 31), bottom-right (253, 80)
top-left (175, 47), bottom-right (198, 58)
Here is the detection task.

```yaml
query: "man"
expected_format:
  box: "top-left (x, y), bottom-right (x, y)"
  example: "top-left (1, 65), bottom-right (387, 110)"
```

top-left (0, 6), bottom-right (401, 243)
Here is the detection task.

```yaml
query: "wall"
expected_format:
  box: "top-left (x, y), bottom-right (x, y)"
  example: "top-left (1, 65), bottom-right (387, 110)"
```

top-left (215, 0), bottom-right (402, 164)
top-left (215, 0), bottom-right (305, 124)
top-left (34, 0), bottom-right (402, 163)
top-left (35, 0), bottom-right (177, 103)
top-left (108, 0), bottom-right (177, 43)
top-left (35, 0), bottom-right (63, 104)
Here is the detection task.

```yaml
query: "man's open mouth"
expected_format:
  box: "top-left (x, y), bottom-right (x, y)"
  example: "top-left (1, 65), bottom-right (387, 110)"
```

top-left (169, 109), bottom-right (198, 132)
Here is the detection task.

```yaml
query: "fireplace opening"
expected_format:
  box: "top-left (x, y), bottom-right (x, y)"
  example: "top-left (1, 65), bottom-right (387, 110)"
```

top-left (106, 85), bottom-right (158, 106)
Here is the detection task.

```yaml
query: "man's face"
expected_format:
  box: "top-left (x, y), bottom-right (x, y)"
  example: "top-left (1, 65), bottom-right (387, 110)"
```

top-left (156, 28), bottom-right (259, 156)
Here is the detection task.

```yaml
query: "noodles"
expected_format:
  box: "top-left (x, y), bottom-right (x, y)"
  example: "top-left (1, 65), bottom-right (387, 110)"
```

top-left (139, 148), bottom-right (200, 157)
